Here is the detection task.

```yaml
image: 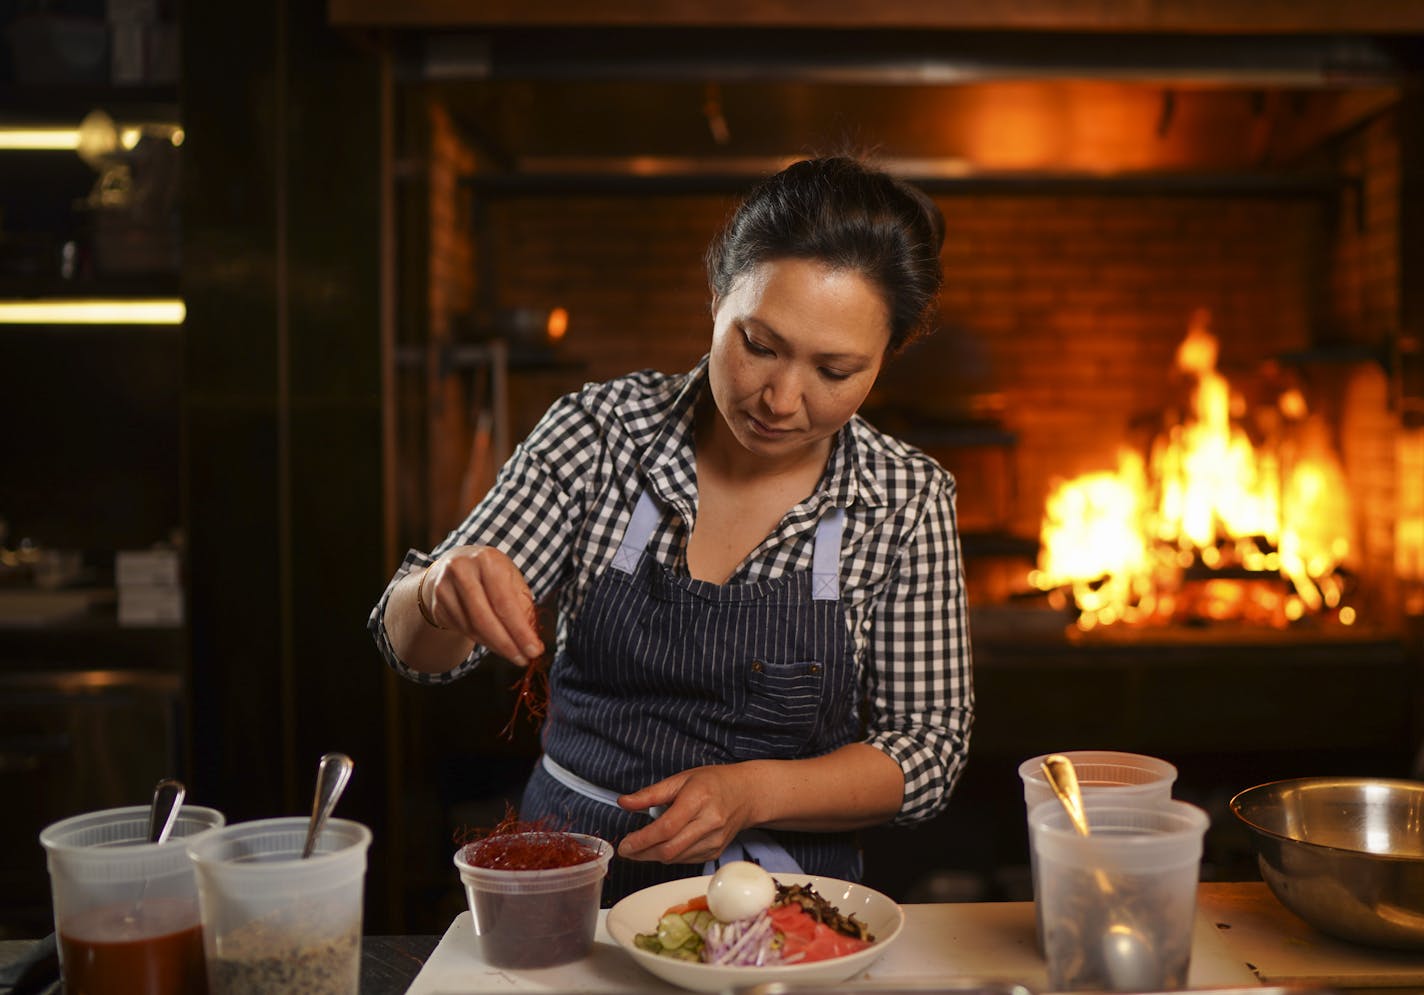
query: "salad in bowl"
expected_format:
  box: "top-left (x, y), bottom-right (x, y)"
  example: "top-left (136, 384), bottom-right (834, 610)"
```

top-left (607, 863), bottom-right (904, 992)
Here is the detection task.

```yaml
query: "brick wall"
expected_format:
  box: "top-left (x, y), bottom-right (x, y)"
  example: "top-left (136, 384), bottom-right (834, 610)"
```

top-left (488, 194), bottom-right (732, 441)
top-left (1328, 110), bottom-right (1407, 620)
top-left (422, 102), bottom-right (480, 539)
top-left (486, 190), bottom-right (1323, 537)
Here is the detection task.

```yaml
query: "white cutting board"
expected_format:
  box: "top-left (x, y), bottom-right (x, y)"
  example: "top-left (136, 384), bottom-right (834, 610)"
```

top-left (405, 901), bottom-right (1257, 994)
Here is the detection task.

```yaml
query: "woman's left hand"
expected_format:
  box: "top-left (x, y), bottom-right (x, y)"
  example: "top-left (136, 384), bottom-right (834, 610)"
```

top-left (615, 765), bottom-right (761, 864)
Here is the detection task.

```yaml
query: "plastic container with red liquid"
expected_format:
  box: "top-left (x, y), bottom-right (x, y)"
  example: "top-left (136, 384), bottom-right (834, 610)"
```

top-left (40, 803), bottom-right (226, 995)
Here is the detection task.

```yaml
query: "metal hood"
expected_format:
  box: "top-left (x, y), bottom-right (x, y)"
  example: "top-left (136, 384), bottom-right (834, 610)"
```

top-left (338, 5), bottom-right (1424, 184)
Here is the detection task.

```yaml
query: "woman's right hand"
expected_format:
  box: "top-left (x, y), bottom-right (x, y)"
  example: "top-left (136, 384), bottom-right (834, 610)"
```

top-left (420, 546), bottom-right (545, 666)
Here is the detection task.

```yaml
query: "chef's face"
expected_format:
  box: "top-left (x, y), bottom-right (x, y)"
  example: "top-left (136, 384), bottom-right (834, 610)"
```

top-left (708, 258), bottom-right (890, 461)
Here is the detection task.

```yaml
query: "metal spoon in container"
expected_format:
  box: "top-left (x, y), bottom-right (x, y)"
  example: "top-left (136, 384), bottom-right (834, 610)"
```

top-left (148, 778), bottom-right (186, 845)
top-left (302, 752), bottom-right (354, 858)
top-left (125, 778), bottom-right (185, 924)
top-left (1042, 754), bottom-right (1159, 992)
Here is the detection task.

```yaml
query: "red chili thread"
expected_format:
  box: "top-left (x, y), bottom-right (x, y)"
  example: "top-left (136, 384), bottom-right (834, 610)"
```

top-left (457, 805), bottom-right (596, 870)
top-left (500, 605), bottom-right (548, 739)
top-left (500, 654), bottom-right (549, 739)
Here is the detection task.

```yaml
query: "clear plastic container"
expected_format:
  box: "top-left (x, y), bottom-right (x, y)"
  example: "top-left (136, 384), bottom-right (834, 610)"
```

top-left (1030, 798), bottom-right (1209, 992)
top-left (187, 817), bottom-right (371, 995)
top-left (1019, 750), bottom-right (1178, 812)
top-left (1019, 750), bottom-right (1177, 951)
top-left (40, 803), bottom-right (226, 995)
top-left (454, 832), bottom-right (614, 968)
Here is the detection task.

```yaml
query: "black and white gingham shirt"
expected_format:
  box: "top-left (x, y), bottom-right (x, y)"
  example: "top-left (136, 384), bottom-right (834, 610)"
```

top-left (369, 357), bottom-right (974, 824)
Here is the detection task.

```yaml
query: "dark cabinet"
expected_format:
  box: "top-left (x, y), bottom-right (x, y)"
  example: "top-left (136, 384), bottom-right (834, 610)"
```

top-left (0, 661), bottom-right (185, 937)
top-left (0, 70), bottom-right (187, 938)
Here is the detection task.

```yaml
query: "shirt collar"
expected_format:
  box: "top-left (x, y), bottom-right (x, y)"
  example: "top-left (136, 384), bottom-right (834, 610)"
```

top-left (635, 358), bottom-right (707, 518)
top-left (636, 355), bottom-right (890, 515)
top-left (827, 418), bottom-right (889, 511)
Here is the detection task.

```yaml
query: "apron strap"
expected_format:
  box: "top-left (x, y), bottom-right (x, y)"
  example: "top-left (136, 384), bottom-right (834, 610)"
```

top-left (612, 488), bottom-right (845, 601)
top-left (540, 755), bottom-right (804, 876)
top-left (611, 489), bottom-right (662, 574)
top-left (811, 506), bottom-right (845, 601)
top-left (542, 754), bottom-right (665, 818)
top-left (713, 831), bottom-right (805, 874)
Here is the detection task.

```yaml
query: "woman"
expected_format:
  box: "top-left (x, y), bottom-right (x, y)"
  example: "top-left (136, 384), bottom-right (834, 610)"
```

top-left (369, 155), bottom-right (973, 903)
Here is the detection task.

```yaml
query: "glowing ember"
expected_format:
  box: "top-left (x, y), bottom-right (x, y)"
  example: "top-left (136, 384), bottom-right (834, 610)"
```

top-left (1031, 309), bottom-right (1355, 630)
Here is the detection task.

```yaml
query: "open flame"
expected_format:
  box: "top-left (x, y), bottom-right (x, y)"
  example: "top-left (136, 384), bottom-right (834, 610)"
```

top-left (1030, 309), bottom-right (1355, 630)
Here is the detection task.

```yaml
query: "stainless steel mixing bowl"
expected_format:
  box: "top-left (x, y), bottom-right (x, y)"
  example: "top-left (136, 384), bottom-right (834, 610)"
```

top-left (1230, 777), bottom-right (1424, 951)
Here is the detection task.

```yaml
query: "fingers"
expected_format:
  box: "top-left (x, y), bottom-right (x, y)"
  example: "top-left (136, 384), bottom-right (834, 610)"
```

top-left (427, 547), bottom-right (545, 663)
top-left (617, 770), bottom-right (745, 864)
top-left (620, 810), bottom-right (729, 865)
top-left (448, 573), bottom-right (526, 662)
top-left (497, 581), bottom-right (544, 661)
top-left (618, 778), bottom-right (678, 814)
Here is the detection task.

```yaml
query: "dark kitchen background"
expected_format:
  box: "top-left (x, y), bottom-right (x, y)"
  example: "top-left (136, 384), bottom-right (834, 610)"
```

top-left (2, 0), bottom-right (1423, 939)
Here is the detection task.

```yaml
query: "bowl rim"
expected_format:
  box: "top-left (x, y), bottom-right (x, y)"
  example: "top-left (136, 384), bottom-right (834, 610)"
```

top-left (1229, 775), bottom-right (1424, 863)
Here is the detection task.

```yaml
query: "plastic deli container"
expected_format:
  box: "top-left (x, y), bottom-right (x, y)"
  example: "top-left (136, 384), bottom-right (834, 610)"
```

top-left (1030, 798), bottom-right (1209, 992)
top-left (454, 832), bottom-right (614, 968)
top-left (1019, 750), bottom-right (1179, 812)
top-left (187, 817), bottom-right (372, 995)
top-left (41, 804), bottom-right (227, 995)
top-left (1019, 750), bottom-right (1178, 952)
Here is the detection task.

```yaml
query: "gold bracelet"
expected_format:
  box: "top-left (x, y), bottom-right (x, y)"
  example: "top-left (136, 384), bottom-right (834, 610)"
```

top-left (415, 568), bottom-right (445, 629)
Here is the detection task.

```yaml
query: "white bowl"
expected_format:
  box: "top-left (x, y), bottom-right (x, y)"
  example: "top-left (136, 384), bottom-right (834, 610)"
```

top-left (606, 873), bottom-right (904, 993)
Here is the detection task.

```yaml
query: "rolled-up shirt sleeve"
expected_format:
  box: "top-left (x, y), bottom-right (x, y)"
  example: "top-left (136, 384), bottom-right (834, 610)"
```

top-left (367, 394), bottom-right (594, 683)
top-left (860, 473), bottom-right (975, 824)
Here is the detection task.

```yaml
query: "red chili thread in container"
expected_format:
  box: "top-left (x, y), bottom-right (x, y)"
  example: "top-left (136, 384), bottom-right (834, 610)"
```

top-left (457, 807), bottom-right (596, 870)
top-left (455, 807), bottom-right (609, 969)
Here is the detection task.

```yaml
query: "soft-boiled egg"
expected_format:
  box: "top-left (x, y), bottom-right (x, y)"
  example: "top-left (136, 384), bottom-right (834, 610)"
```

top-left (706, 860), bottom-right (777, 922)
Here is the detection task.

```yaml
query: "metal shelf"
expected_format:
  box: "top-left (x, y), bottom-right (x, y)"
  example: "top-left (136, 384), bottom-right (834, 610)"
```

top-left (0, 275), bottom-right (180, 299)
top-left (0, 83), bottom-right (178, 121)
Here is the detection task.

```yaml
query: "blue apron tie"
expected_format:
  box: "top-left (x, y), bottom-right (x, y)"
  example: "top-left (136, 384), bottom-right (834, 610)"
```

top-left (541, 755), bottom-right (803, 875)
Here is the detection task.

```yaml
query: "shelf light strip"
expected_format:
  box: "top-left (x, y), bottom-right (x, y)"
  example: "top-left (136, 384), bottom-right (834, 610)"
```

top-left (0, 299), bottom-right (186, 325)
top-left (0, 128), bottom-right (83, 151)
top-left (0, 126), bottom-right (176, 151)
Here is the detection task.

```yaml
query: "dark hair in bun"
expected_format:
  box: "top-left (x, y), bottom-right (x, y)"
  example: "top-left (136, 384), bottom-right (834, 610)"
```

top-left (705, 156), bottom-right (945, 355)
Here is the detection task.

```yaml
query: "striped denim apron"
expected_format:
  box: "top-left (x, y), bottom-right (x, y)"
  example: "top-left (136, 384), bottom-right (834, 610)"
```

top-left (521, 488), bottom-right (863, 905)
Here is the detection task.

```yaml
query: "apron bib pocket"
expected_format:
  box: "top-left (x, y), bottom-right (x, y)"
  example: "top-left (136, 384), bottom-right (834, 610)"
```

top-left (732, 658), bottom-right (826, 758)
